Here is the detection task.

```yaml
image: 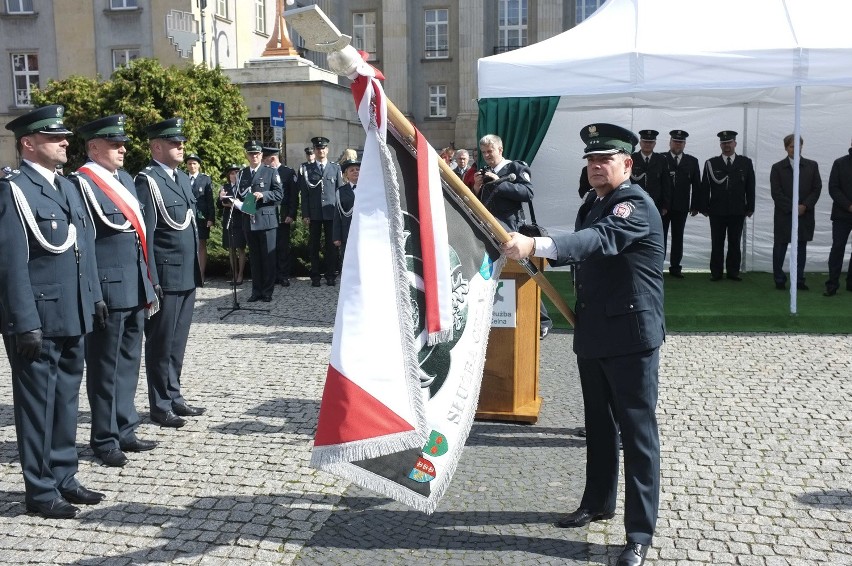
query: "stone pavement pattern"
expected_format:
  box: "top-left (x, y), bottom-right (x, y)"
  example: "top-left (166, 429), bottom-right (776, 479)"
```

top-left (0, 280), bottom-right (848, 565)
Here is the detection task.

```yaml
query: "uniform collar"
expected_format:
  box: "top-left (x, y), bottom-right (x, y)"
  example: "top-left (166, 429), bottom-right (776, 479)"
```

top-left (23, 159), bottom-right (58, 187)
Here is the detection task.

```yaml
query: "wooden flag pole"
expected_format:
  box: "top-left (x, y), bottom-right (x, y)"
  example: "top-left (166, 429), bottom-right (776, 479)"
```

top-left (284, 5), bottom-right (575, 326)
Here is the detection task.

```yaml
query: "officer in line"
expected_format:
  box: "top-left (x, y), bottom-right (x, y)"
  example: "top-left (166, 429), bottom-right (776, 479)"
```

top-left (300, 136), bottom-right (343, 287)
top-left (71, 114), bottom-right (159, 468)
top-left (698, 130), bottom-right (756, 281)
top-left (333, 158), bottom-right (360, 264)
top-left (261, 144), bottom-right (298, 287)
top-left (135, 117), bottom-right (206, 429)
top-left (502, 123), bottom-right (664, 566)
top-left (185, 153), bottom-right (215, 285)
top-left (238, 140), bottom-right (283, 302)
top-left (631, 129), bottom-right (671, 219)
top-left (663, 129), bottom-right (702, 278)
top-left (0, 105), bottom-right (108, 518)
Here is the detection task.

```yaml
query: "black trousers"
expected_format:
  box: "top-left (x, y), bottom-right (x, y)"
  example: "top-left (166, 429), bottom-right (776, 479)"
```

top-left (276, 222), bottom-right (293, 280)
top-left (772, 239), bottom-right (807, 286)
top-left (577, 348), bottom-right (660, 545)
top-left (145, 289), bottom-right (195, 415)
top-left (309, 219), bottom-right (337, 280)
top-left (86, 305), bottom-right (145, 452)
top-left (826, 219), bottom-right (852, 291)
top-left (663, 211), bottom-right (689, 272)
top-left (4, 335), bottom-right (83, 504)
top-left (709, 214), bottom-right (745, 277)
top-left (246, 227), bottom-right (277, 298)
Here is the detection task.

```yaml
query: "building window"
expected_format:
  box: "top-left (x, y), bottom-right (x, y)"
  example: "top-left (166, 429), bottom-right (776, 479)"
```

top-left (215, 0), bottom-right (228, 18)
top-left (249, 117), bottom-right (273, 145)
top-left (576, 0), bottom-right (605, 24)
top-left (255, 0), bottom-right (265, 33)
top-left (5, 0), bottom-right (33, 13)
top-left (352, 12), bottom-right (376, 61)
top-left (424, 9), bottom-right (448, 59)
top-left (498, 0), bottom-right (527, 52)
top-left (110, 0), bottom-right (138, 9)
top-left (112, 48), bottom-right (140, 70)
top-left (429, 85), bottom-right (447, 118)
top-left (11, 53), bottom-right (38, 107)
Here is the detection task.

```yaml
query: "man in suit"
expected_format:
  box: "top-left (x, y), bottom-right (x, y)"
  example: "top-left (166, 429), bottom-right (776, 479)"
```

top-left (0, 105), bottom-right (108, 518)
top-left (631, 129), bottom-right (671, 219)
top-left (824, 138), bottom-right (852, 296)
top-left (452, 149), bottom-right (472, 180)
top-left (770, 134), bottom-right (822, 291)
top-left (71, 114), bottom-right (159, 468)
top-left (663, 129), bottom-right (702, 278)
top-left (699, 130), bottom-right (756, 281)
top-left (238, 140), bottom-right (283, 302)
top-left (185, 154), bottom-right (215, 284)
top-left (502, 123), bottom-right (663, 566)
top-left (261, 145), bottom-right (298, 288)
top-left (135, 117), bottom-right (205, 429)
top-left (300, 136), bottom-right (343, 287)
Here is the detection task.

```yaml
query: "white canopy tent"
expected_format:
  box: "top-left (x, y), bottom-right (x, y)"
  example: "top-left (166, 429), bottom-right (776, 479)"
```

top-left (478, 0), bottom-right (852, 308)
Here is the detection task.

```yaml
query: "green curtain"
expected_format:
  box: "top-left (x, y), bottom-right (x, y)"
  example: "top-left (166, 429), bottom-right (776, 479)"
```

top-left (475, 96), bottom-right (560, 167)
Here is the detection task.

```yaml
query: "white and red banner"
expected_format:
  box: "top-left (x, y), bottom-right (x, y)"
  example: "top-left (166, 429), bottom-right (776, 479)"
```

top-left (310, 57), bottom-right (504, 513)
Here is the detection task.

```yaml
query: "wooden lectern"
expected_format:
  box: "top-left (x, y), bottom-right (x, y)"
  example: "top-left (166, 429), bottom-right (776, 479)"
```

top-left (476, 258), bottom-right (545, 423)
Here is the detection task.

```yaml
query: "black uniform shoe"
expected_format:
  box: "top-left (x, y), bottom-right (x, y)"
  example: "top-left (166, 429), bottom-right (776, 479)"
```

top-left (710, 274), bottom-right (722, 281)
top-left (172, 403), bottom-right (206, 417)
top-left (120, 438), bottom-right (158, 452)
top-left (96, 448), bottom-right (128, 467)
top-left (60, 485), bottom-right (105, 505)
top-left (824, 287), bottom-right (838, 297)
top-left (326, 278), bottom-right (336, 286)
top-left (775, 282), bottom-right (786, 290)
top-left (150, 411), bottom-right (186, 428)
top-left (247, 295), bottom-right (262, 302)
top-left (554, 507), bottom-right (616, 528)
top-left (726, 274), bottom-right (743, 281)
top-left (616, 542), bottom-right (649, 566)
top-left (262, 296), bottom-right (272, 302)
top-left (27, 497), bottom-right (79, 519)
top-left (311, 279), bottom-right (321, 287)
top-left (797, 283), bottom-right (809, 291)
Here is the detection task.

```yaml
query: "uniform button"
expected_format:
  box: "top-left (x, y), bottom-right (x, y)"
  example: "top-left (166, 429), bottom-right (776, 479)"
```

top-left (39, 293), bottom-right (44, 297)
top-left (629, 304), bottom-right (634, 309)
top-left (580, 303), bottom-right (585, 309)
top-left (51, 213), bottom-right (56, 218)
top-left (577, 284), bottom-right (583, 290)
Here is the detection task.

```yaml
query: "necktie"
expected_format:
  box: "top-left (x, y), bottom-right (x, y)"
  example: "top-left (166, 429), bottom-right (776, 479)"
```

top-left (645, 156), bottom-right (649, 165)
top-left (726, 157), bottom-right (732, 167)
top-left (173, 171), bottom-right (178, 183)
top-left (113, 174), bottom-right (120, 182)
top-left (190, 175), bottom-right (196, 186)
top-left (53, 174), bottom-right (62, 192)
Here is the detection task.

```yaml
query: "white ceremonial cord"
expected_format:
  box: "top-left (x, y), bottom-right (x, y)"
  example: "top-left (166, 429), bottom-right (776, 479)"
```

top-left (141, 173), bottom-right (195, 231)
top-left (301, 163), bottom-right (323, 189)
top-left (705, 160), bottom-right (729, 185)
top-left (76, 176), bottom-right (133, 233)
top-left (336, 186), bottom-right (354, 218)
top-left (9, 180), bottom-right (77, 259)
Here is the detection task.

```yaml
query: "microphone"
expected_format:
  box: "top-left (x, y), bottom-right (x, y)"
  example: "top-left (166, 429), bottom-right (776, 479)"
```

top-left (483, 172), bottom-right (516, 185)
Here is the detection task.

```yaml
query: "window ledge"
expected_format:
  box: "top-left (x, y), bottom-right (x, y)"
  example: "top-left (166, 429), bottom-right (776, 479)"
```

top-left (104, 7), bottom-right (143, 16)
top-left (214, 15), bottom-right (233, 25)
top-left (0, 11), bottom-right (38, 19)
top-left (421, 57), bottom-right (452, 63)
top-left (424, 116), bottom-right (452, 121)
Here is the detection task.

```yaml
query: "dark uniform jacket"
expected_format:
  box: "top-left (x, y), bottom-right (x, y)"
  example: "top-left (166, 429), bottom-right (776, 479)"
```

top-left (770, 156), bottom-right (822, 242)
top-left (135, 161), bottom-right (201, 292)
top-left (631, 152), bottom-right (671, 211)
top-left (237, 165), bottom-right (283, 231)
top-left (664, 152), bottom-right (701, 213)
top-left (277, 164), bottom-right (298, 222)
top-left (479, 160), bottom-right (534, 232)
top-left (299, 160), bottom-right (342, 221)
top-left (72, 167), bottom-right (156, 309)
top-left (0, 162), bottom-right (102, 336)
top-left (333, 182), bottom-right (355, 243)
top-left (190, 172), bottom-right (215, 225)
top-left (828, 149), bottom-right (852, 222)
top-left (550, 183), bottom-right (665, 359)
top-left (699, 154), bottom-right (756, 216)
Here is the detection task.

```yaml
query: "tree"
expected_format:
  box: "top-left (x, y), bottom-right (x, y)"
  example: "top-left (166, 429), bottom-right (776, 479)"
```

top-left (32, 59), bottom-right (251, 275)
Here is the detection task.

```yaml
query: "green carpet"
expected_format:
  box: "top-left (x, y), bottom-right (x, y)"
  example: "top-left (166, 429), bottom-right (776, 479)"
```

top-left (541, 270), bottom-right (852, 333)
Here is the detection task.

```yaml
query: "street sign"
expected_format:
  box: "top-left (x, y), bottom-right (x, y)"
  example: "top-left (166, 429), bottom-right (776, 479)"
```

top-left (270, 101), bottom-right (286, 128)
top-left (273, 127), bottom-right (283, 142)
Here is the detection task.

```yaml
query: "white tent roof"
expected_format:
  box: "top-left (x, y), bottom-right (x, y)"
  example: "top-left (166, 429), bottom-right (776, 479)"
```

top-left (479, 0), bottom-right (852, 106)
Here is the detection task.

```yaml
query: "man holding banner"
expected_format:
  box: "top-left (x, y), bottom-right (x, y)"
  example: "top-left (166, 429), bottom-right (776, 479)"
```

top-left (72, 114), bottom-right (159, 467)
top-left (502, 123), bottom-right (664, 566)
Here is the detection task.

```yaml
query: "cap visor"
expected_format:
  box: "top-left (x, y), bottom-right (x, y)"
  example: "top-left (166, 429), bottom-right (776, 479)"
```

top-left (582, 148), bottom-right (621, 158)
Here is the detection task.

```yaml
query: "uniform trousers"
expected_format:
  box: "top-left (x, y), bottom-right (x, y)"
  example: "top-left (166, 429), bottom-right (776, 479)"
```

top-left (577, 348), bottom-right (660, 546)
top-left (246, 227), bottom-right (277, 298)
top-left (309, 219), bottom-right (337, 281)
top-left (663, 211), bottom-right (689, 273)
top-left (4, 335), bottom-right (83, 504)
top-left (772, 240), bottom-right (807, 286)
top-left (709, 214), bottom-right (745, 277)
top-left (276, 222), bottom-right (293, 281)
top-left (825, 218), bottom-right (852, 291)
top-left (145, 289), bottom-right (194, 415)
top-left (86, 305), bottom-right (145, 452)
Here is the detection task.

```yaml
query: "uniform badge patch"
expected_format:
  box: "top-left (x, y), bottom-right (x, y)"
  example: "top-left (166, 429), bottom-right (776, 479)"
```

top-left (612, 202), bottom-right (635, 219)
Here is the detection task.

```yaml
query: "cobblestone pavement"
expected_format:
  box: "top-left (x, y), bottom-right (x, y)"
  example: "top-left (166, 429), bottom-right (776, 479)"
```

top-left (0, 279), bottom-right (850, 565)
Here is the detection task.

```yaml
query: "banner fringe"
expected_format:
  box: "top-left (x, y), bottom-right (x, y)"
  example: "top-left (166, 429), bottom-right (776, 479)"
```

top-left (426, 328), bottom-right (454, 347)
top-left (310, 429), bottom-right (424, 469)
